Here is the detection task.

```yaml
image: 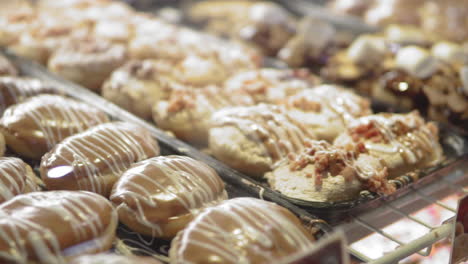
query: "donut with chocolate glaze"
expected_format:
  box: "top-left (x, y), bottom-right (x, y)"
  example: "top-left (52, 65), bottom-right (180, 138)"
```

top-left (0, 94), bottom-right (109, 159)
top-left (170, 197), bottom-right (315, 264)
top-left (110, 155), bottom-right (227, 239)
top-left (41, 122), bottom-right (160, 197)
top-left (0, 157), bottom-right (41, 204)
top-left (0, 191), bottom-right (118, 263)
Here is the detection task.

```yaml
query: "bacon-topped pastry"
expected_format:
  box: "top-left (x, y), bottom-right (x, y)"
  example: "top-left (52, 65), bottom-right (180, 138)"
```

top-left (70, 254), bottom-right (163, 264)
top-left (0, 76), bottom-right (57, 115)
top-left (0, 94), bottom-right (109, 159)
top-left (209, 104), bottom-right (315, 177)
top-left (266, 140), bottom-right (393, 202)
top-left (0, 157), bottom-right (41, 204)
top-left (334, 112), bottom-right (443, 178)
top-left (170, 197), bottom-right (314, 264)
top-left (284, 85), bottom-right (372, 142)
top-left (0, 54), bottom-right (17, 77)
top-left (110, 156), bottom-right (227, 238)
top-left (41, 122), bottom-right (160, 197)
top-left (0, 191), bottom-right (117, 263)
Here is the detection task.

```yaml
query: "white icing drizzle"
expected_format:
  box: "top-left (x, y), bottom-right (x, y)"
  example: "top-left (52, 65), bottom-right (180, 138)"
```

top-left (111, 156), bottom-right (227, 237)
top-left (174, 198), bottom-right (313, 264)
top-left (0, 94), bottom-right (108, 149)
top-left (212, 104), bottom-right (315, 164)
top-left (42, 122), bottom-right (158, 195)
top-left (0, 157), bottom-right (39, 203)
top-left (0, 77), bottom-right (54, 114)
top-left (0, 191), bottom-right (116, 264)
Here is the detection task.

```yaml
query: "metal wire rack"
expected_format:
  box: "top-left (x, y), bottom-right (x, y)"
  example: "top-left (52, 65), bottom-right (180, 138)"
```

top-left (339, 164), bottom-right (468, 263)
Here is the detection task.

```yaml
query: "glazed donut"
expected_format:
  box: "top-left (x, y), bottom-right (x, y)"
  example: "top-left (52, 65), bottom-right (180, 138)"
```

top-left (0, 54), bottom-right (18, 77)
top-left (209, 104), bottom-right (315, 177)
top-left (0, 157), bottom-right (41, 204)
top-left (69, 254), bottom-right (163, 264)
top-left (0, 76), bottom-right (57, 115)
top-left (102, 60), bottom-right (175, 120)
top-left (284, 85), bottom-right (372, 142)
top-left (0, 94), bottom-right (109, 159)
top-left (40, 122), bottom-right (160, 197)
top-left (110, 155), bottom-right (227, 239)
top-left (334, 112), bottom-right (443, 178)
top-left (266, 140), bottom-right (393, 202)
top-left (0, 191), bottom-right (118, 263)
top-left (48, 37), bottom-right (127, 92)
top-left (170, 197), bottom-right (315, 264)
top-left (153, 85), bottom-right (254, 146)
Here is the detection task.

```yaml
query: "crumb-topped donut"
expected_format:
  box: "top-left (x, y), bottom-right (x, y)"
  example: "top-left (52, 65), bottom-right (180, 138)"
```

top-left (0, 76), bottom-right (57, 115)
top-left (110, 155), bottom-right (227, 239)
top-left (266, 140), bottom-right (393, 202)
top-left (170, 197), bottom-right (314, 264)
top-left (0, 191), bottom-right (118, 263)
top-left (284, 85), bottom-right (372, 142)
top-left (0, 94), bottom-right (109, 159)
top-left (0, 157), bottom-right (42, 204)
top-left (69, 254), bottom-right (163, 264)
top-left (209, 104), bottom-right (315, 177)
top-left (48, 37), bottom-right (127, 91)
top-left (334, 112), bottom-right (443, 178)
top-left (40, 122), bottom-right (160, 197)
top-left (0, 54), bottom-right (18, 77)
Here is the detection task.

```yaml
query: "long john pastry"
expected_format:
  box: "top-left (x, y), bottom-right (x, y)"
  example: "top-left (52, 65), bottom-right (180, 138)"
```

top-left (0, 157), bottom-right (41, 204)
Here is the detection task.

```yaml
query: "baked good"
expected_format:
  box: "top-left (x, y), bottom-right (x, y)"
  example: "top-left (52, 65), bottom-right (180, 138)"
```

top-left (223, 68), bottom-right (320, 104)
top-left (0, 94), bottom-right (109, 159)
top-left (102, 60), bottom-right (175, 120)
top-left (329, 0), bottom-right (374, 17)
top-left (0, 157), bottom-right (41, 204)
top-left (0, 76), bottom-right (57, 115)
top-left (170, 197), bottom-right (315, 264)
top-left (364, 0), bottom-right (424, 26)
top-left (48, 37), bottom-right (127, 91)
top-left (0, 191), bottom-right (117, 263)
top-left (284, 85), bottom-right (371, 142)
top-left (0, 54), bottom-right (18, 76)
top-left (209, 104), bottom-right (315, 177)
top-left (69, 254), bottom-right (163, 264)
top-left (0, 7), bottom-right (35, 47)
top-left (40, 122), bottom-right (160, 197)
top-left (266, 140), bottom-right (393, 202)
top-left (334, 112), bottom-right (443, 178)
top-left (153, 85), bottom-right (254, 146)
top-left (0, 132), bottom-right (4, 157)
top-left (110, 155), bottom-right (227, 238)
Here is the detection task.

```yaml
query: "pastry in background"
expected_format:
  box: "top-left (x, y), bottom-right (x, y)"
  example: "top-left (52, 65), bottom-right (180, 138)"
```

top-left (0, 6), bottom-right (35, 47)
top-left (170, 197), bottom-right (315, 264)
top-left (0, 94), bottom-right (109, 159)
top-left (40, 122), bottom-right (160, 197)
top-left (110, 155), bottom-right (227, 238)
top-left (0, 157), bottom-right (41, 204)
top-left (0, 54), bottom-right (18, 76)
top-left (69, 254), bottom-right (163, 264)
top-left (266, 140), bottom-right (393, 202)
top-left (209, 104), bottom-right (315, 177)
top-left (364, 0), bottom-right (424, 26)
top-left (0, 191), bottom-right (118, 263)
top-left (48, 37), bottom-right (127, 91)
top-left (328, 0), bottom-right (374, 17)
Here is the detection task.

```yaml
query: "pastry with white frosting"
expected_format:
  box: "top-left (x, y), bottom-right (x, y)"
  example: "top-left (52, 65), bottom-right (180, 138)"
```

top-left (0, 157), bottom-right (41, 204)
top-left (70, 254), bottom-right (163, 264)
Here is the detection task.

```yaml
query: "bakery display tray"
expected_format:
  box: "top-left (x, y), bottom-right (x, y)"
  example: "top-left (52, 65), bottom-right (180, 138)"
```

top-left (2, 49), bottom-right (332, 261)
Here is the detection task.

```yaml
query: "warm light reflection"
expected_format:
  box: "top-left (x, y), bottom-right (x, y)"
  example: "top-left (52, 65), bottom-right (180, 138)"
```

top-left (47, 166), bottom-right (74, 179)
top-left (398, 82), bottom-right (409, 92)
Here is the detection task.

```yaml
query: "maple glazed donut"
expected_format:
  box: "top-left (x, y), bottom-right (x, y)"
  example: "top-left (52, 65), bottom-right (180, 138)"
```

top-left (110, 155), bottom-right (227, 239)
top-left (0, 191), bottom-right (118, 264)
top-left (0, 157), bottom-right (41, 204)
top-left (40, 122), bottom-right (160, 197)
top-left (0, 54), bottom-right (17, 77)
top-left (169, 197), bottom-right (315, 264)
top-left (69, 254), bottom-right (163, 264)
top-left (0, 94), bottom-right (109, 160)
top-left (0, 76), bottom-right (57, 115)
top-left (209, 104), bottom-right (315, 177)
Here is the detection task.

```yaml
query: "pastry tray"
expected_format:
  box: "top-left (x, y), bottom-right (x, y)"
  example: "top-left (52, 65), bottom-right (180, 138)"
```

top-left (1, 49), bottom-right (332, 262)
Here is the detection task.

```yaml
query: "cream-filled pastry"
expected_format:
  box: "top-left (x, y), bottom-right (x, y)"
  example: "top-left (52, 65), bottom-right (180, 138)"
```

top-left (209, 104), bottom-right (315, 177)
top-left (0, 94), bottom-right (109, 159)
top-left (40, 122), bottom-right (160, 197)
top-left (0, 54), bottom-right (18, 77)
top-left (0, 191), bottom-right (117, 264)
top-left (170, 197), bottom-right (315, 264)
top-left (334, 112), bottom-right (443, 178)
top-left (69, 254), bottom-right (163, 264)
top-left (110, 155), bottom-right (227, 239)
top-left (0, 157), bottom-right (41, 204)
top-left (266, 140), bottom-right (393, 202)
